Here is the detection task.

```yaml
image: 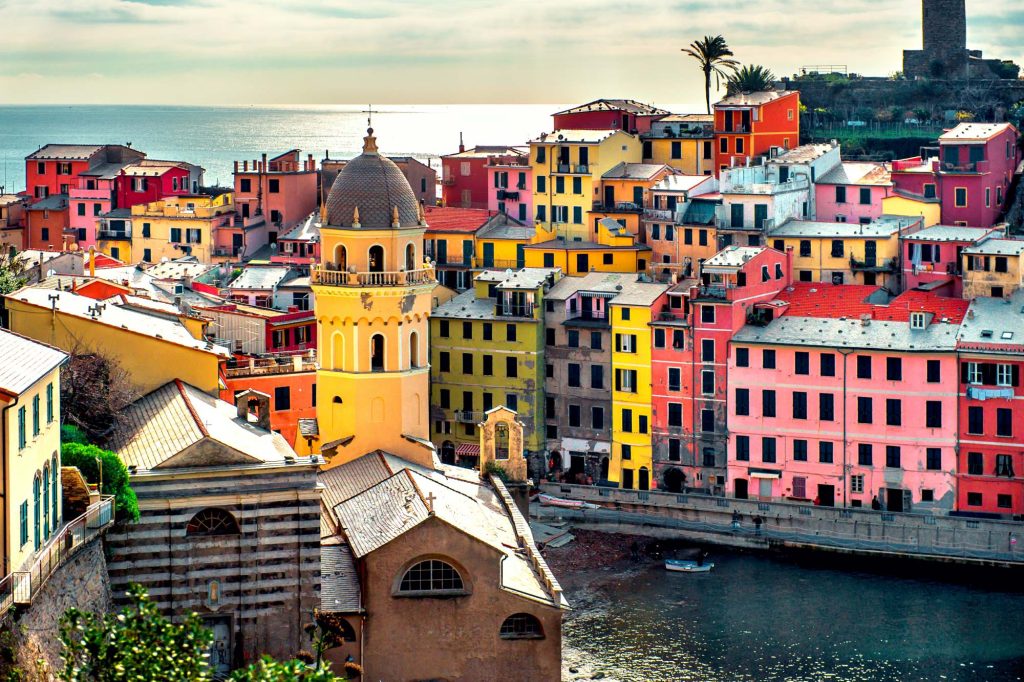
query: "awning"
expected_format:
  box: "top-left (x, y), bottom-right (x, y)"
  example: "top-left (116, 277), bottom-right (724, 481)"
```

top-left (455, 443), bottom-right (480, 457)
top-left (750, 471), bottom-right (781, 480)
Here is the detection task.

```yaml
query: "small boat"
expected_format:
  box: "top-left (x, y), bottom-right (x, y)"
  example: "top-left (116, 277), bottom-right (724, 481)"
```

top-left (665, 559), bottom-right (714, 573)
top-left (537, 494), bottom-right (600, 510)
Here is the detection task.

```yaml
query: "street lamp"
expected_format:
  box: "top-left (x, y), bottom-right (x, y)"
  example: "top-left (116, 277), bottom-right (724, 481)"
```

top-left (95, 456), bottom-right (103, 494)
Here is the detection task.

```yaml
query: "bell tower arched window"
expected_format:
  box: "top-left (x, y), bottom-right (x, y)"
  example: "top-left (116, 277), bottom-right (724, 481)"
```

top-left (405, 243), bottom-right (416, 271)
top-left (334, 245), bottom-right (347, 271)
top-left (368, 245), bottom-right (384, 273)
top-left (370, 334), bottom-right (385, 371)
top-left (409, 331), bottom-right (419, 368)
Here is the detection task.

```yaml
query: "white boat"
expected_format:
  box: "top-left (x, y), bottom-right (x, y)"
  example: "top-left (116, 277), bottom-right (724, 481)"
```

top-left (537, 494), bottom-right (600, 510)
top-left (665, 559), bottom-right (714, 573)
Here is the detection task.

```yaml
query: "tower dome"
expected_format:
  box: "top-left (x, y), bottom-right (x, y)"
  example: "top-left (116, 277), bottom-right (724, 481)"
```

top-left (324, 128), bottom-right (422, 229)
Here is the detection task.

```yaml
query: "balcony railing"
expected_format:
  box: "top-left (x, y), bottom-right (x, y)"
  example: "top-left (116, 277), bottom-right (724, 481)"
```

top-left (97, 230), bottom-right (130, 240)
top-left (455, 410), bottom-right (482, 424)
top-left (946, 262), bottom-right (962, 276)
top-left (554, 164), bottom-right (589, 175)
top-left (696, 284), bottom-right (734, 300)
top-left (850, 255), bottom-right (897, 272)
top-left (0, 497), bottom-right (114, 623)
top-left (224, 353), bottom-right (317, 378)
top-left (478, 259), bottom-right (521, 270)
top-left (312, 266), bottom-right (434, 287)
top-left (495, 303), bottom-right (535, 318)
top-left (593, 201), bottom-right (643, 213)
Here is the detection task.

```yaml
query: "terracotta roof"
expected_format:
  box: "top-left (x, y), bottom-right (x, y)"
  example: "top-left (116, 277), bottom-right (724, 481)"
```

top-left (423, 206), bottom-right (494, 233)
top-left (773, 283), bottom-right (967, 324)
top-left (877, 290), bottom-right (969, 324)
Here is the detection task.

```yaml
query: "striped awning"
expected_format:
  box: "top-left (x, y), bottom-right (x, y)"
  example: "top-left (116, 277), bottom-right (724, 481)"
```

top-left (455, 443), bottom-right (480, 456)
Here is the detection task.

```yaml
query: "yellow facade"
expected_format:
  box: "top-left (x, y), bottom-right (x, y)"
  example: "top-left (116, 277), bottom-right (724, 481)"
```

top-left (131, 193), bottom-right (233, 264)
top-left (771, 228), bottom-right (904, 287)
top-left (523, 219), bottom-right (650, 275)
top-left (2, 361), bottom-right (62, 574)
top-left (96, 236), bottom-right (132, 263)
top-left (531, 131), bottom-right (642, 241)
top-left (610, 302), bottom-right (655, 489)
top-left (882, 195), bottom-right (941, 227)
top-left (475, 225), bottom-right (554, 270)
top-left (961, 245), bottom-right (1024, 299)
top-left (644, 137), bottom-right (714, 175)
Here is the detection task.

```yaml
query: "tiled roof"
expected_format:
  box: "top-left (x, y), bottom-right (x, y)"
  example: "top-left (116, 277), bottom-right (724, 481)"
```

top-left (939, 123), bottom-right (1014, 142)
top-left (962, 239), bottom-right (1024, 257)
top-left (876, 290), bottom-right (969, 324)
top-left (26, 144), bottom-right (104, 161)
top-left (119, 160), bottom-right (190, 176)
top-left (0, 329), bottom-right (67, 395)
top-left (26, 194), bottom-right (68, 211)
top-left (602, 162), bottom-right (674, 180)
top-left (319, 452), bottom-right (392, 510)
top-left (325, 140), bottom-right (420, 229)
top-left (608, 280), bottom-right (670, 306)
top-left (320, 545), bottom-right (361, 613)
top-left (774, 283), bottom-right (884, 318)
top-left (816, 162), bottom-right (892, 186)
top-left (334, 470), bottom-right (429, 557)
top-left (443, 146), bottom-right (525, 159)
top-left (553, 99), bottom-right (670, 116)
top-left (146, 259), bottom-right (214, 280)
top-left (957, 292), bottom-right (1024, 352)
top-left (475, 214), bottom-right (535, 240)
top-left (423, 206), bottom-right (494, 233)
top-left (715, 90), bottom-right (793, 107)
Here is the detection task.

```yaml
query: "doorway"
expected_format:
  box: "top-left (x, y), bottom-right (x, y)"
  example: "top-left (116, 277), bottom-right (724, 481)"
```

top-left (638, 467), bottom-right (650, 491)
top-left (622, 469), bottom-right (634, 489)
top-left (204, 617), bottom-right (232, 676)
top-left (817, 484), bottom-right (836, 507)
top-left (758, 478), bottom-right (773, 499)
top-left (604, 186), bottom-right (615, 209)
top-left (483, 242), bottom-right (495, 268)
top-left (663, 467), bottom-right (685, 493)
top-left (886, 487), bottom-right (905, 513)
top-left (569, 452), bottom-right (586, 481)
top-left (368, 245), bottom-right (384, 272)
top-left (735, 478), bottom-right (748, 499)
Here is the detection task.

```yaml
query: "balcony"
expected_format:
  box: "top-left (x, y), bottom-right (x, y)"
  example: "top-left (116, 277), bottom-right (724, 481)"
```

top-left (593, 201), bottom-right (643, 213)
top-left (97, 229), bottom-right (130, 240)
top-left (849, 255), bottom-right (897, 272)
top-left (553, 164), bottom-right (589, 175)
top-left (441, 177), bottom-right (456, 186)
top-left (225, 353), bottom-right (317, 378)
top-left (455, 410), bottom-right (482, 424)
top-left (940, 160), bottom-right (989, 174)
top-left (312, 266), bottom-right (435, 287)
top-left (477, 258), bottom-right (520, 270)
top-left (695, 284), bottom-right (734, 300)
top-left (495, 303), bottom-right (535, 318)
top-left (496, 190), bottom-right (521, 202)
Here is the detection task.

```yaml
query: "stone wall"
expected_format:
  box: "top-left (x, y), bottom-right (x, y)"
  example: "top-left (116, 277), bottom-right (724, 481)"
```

top-left (6, 538), bottom-right (111, 681)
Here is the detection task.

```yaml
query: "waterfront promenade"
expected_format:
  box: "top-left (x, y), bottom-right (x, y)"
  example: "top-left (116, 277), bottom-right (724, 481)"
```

top-left (537, 483), bottom-right (1024, 566)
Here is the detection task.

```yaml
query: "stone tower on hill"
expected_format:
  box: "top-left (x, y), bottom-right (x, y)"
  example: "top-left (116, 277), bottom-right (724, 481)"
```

top-left (904, 0), bottom-right (968, 78)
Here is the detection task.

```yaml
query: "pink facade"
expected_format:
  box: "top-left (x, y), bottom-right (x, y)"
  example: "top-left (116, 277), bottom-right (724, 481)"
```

top-left (486, 161), bottom-right (533, 224)
top-left (902, 225), bottom-right (996, 298)
top-left (651, 246), bottom-right (791, 494)
top-left (69, 178), bottom-right (116, 249)
top-left (814, 164), bottom-right (892, 224)
top-left (233, 151), bottom-right (318, 236)
top-left (727, 285), bottom-right (966, 512)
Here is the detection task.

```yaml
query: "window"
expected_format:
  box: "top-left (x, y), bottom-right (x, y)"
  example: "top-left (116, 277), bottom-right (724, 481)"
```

top-left (482, 355), bottom-right (493, 376)
top-left (622, 445), bottom-right (632, 462)
top-left (966, 362), bottom-right (981, 385)
top-left (885, 399), bottom-right (902, 426)
top-left (20, 501), bottom-right (28, 547)
top-left (996, 454), bottom-right (1015, 478)
top-left (621, 409), bottom-right (633, 433)
top-left (954, 187), bottom-right (967, 207)
top-left (592, 407), bottom-right (604, 430)
top-left (621, 308), bottom-right (631, 321)
top-left (46, 383), bottom-right (54, 423)
top-left (859, 187), bottom-right (871, 205)
top-left (439, 389), bottom-right (450, 409)
top-left (669, 439), bottom-right (681, 461)
top-left (819, 393), bottom-right (834, 421)
top-left (799, 240), bottom-right (812, 257)
top-left (268, 178), bottom-right (280, 193)
top-left (398, 559), bottom-right (465, 595)
top-left (967, 492), bottom-right (982, 507)
top-left (615, 369), bottom-right (637, 393)
top-left (996, 408), bottom-right (1013, 437)
top-left (701, 410), bottom-right (714, 433)
top-left (462, 353), bottom-right (473, 375)
top-left (925, 401), bottom-right (942, 428)
top-left (505, 357), bottom-right (518, 378)
top-left (668, 403), bottom-right (683, 427)
top-left (819, 441), bottom-right (834, 464)
top-left (762, 390), bottom-right (776, 418)
top-left (17, 407), bottom-right (26, 449)
top-left (32, 394), bottom-right (40, 436)
top-left (736, 348), bottom-right (749, 367)
top-left (736, 388), bottom-right (750, 416)
top-left (591, 365), bottom-right (604, 389)
top-left (653, 329), bottom-right (665, 349)
top-left (615, 334), bottom-right (636, 353)
top-left (274, 386), bottom-right (291, 411)
top-left (506, 393), bottom-right (518, 411)
top-left (700, 306), bottom-right (715, 324)
top-left (567, 330), bottom-right (579, 348)
top-left (830, 240), bottom-right (844, 258)
top-left (590, 332), bottom-right (602, 350)
top-left (672, 330), bottom-right (685, 350)
top-left (500, 613), bottom-right (544, 640)
top-left (762, 350), bottom-right (776, 369)
top-left (186, 508), bottom-right (240, 536)
top-left (858, 443), bottom-right (873, 466)
top-left (967, 406), bottom-right (983, 434)
top-left (926, 448), bottom-right (942, 471)
top-left (438, 351), bottom-right (450, 373)
top-left (795, 352), bottom-right (809, 375)
top-left (762, 437), bottom-right (777, 463)
top-left (886, 357), bottom-right (902, 381)
top-left (996, 364), bottom-right (1013, 387)
top-left (568, 363), bottom-right (581, 387)
top-left (885, 446), bottom-right (901, 468)
top-left (506, 324), bottom-right (517, 342)
top-left (463, 321), bottom-right (473, 339)
top-left (967, 452), bottom-right (983, 475)
top-left (926, 360), bottom-right (941, 383)
top-left (438, 320), bottom-right (450, 338)
top-left (857, 396), bottom-right (873, 424)
top-left (792, 392), bottom-right (807, 419)
top-left (835, 186), bottom-right (847, 204)
top-left (997, 494), bottom-right (1012, 509)
top-left (793, 439), bottom-right (808, 462)
top-left (701, 339), bottom-right (715, 362)
top-left (568, 405), bottom-right (581, 427)
top-left (820, 353), bottom-right (836, 377)
top-left (736, 436), bottom-right (750, 461)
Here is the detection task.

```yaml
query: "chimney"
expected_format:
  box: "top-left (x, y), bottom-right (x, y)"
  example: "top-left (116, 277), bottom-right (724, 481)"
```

top-left (235, 390), bottom-right (271, 431)
top-left (458, 132), bottom-right (465, 154)
top-left (233, 160), bottom-right (239, 173)
top-left (88, 245), bottom-right (96, 277)
top-left (261, 153), bottom-right (267, 174)
top-left (307, 153), bottom-right (314, 172)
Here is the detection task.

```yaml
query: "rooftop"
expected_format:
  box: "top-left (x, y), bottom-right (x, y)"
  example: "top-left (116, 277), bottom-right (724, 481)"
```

top-left (904, 224), bottom-right (994, 243)
top-left (26, 144), bottom-right (105, 161)
top-left (146, 259), bottom-right (215, 280)
top-left (423, 206), bottom-right (495, 233)
top-left (733, 314), bottom-right (961, 352)
top-left (771, 283), bottom-right (968, 324)
top-left (444, 146), bottom-right (525, 159)
top-left (816, 162), bottom-right (892, 186)
top-left (531, 129), bottom-right (625, 145)
top-left (279, 213), bottom-right (321, 242)
top-left (0, 329), bottom-right (67, 395)
top-left (487, 267), bottom-right (559, 290)
top-left (962, 238), bottom-right (1024, 257)
top-left (768, 143), bottom-right (834, 164)
top-left (657, 113), bottom-right (714, 123)
top-left (957, 292), bottom-right (1024, 352)
top-left (607, 279), bottom-right (670, 307)
top-left (715, 90), bottom-right (793, 107)
top-left (523, 239), bottom-right (647, 253)
top-left (703, 245), bottom-right (766, 269)
top-left (475, 214), bottom-right (535, 241)
top-left (546, 271), bottom-right (640, 300)
top-left (651, 174), bottom-right (716, 194)
top-left (771, 216), bottom-right (917, 239)
top-left (119, 159), bottom-right (190, 176)
top-left (228, 266), bottom-right (294, 290)
top-left (26, 194), bottom-right (68, 211)
top-left (553, 99), bottom-right (670, 117)
top-left (939, 123), bottom-right (1015, 143)
top-left (320, 544), bottom-right (361, 613)
top-left (602, 162), bottom-right (675, 181)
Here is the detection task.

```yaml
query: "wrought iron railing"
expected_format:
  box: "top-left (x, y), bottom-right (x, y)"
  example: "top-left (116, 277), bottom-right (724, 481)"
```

top-left (312, 267), bottom-right (434, 287)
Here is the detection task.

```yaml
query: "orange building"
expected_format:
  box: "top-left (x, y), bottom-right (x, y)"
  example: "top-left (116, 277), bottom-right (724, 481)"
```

top-left (714, 90), bottom-right (800, 175)
top-left (590, 162), bottom-right (681, 237)
top-left (24, 195), bottom-right (70, 251)
top-left (221, 358), bottom-right (317, 452)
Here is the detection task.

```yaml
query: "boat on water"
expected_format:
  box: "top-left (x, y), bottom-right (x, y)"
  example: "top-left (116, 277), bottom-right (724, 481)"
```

top-left (536, 494), bottom-right (601, 510)
top-left (665, 558), bottom-right (714, 573)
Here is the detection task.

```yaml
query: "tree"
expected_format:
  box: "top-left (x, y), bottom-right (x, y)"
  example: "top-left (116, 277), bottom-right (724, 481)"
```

top-left (61, 442), bottom-right (139, 521)
top-left (59, 584), bottom-right (213, 681)
top-left (60, 351), bottom-right (140, 445)
top-left (230, 657), bottom-right (341, 682)
top-left (682, 35), bottom-right (739, 114)
top-left (726, 64), bottom-right (776, 96)
top-left (0, 249), bottom-right (26, 297)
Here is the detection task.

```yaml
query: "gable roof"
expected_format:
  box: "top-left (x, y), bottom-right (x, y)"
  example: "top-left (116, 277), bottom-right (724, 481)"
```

top-left (26, 144), bottom-right (105, 161)
top-left (602, 162), bottom-right (675, 180)
top-left (0, 329), bottom-right (67, 396)
top-left (554, 99), bottom-right (669, 116)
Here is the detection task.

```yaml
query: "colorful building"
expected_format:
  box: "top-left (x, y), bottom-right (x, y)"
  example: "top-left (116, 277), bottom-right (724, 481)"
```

top-left (881, 191), bottom-right (942, 227)
top-left (764, 143), bottom-right (841, 219)
top-left (609, 279), bottom-right (670, 489)
top-left (272, 213), bottom-right (321, 266)
top-left (815, 161), bottom-right (893, 224)
top-left (642, 114), bottom-right (715, 175)
top-left (728, 284), bottom-right (966, 511)
top-left (423, 206), bottom-right (494, 290)
top-left (24, 144), bottom-right (143, 202)
top-left (713, 91), bottom-right (800, 175)
top-left (389, 156), bottom-right (437, 206)
top-left (0, 195), bottom-right (28, 252)
top-left (591, 162), bottom-right (680, 236)
top-left (523, 217), bottom-right (650, 275)
top-left (474, 216), bottom-right (552, 273)
top-left (486, 157), bottom-right (532, 224)
top-left (24, 195), bottom-right (70, 251)
top-left (233, 151), bottom-right (318, 236)
top-left (221, 354), bottom-right (317, 451)
top-left (768, 215), bottom-right (922, 289)
top-left (717, 162), bottom-right (812, 248)
top-left (312, 128), bottom-right (435, 467)
top-left (652, 246), bottom-right (791, 493)
top-left (955, 293), bottom-right (1024, 516)
top-left (960, 235), bottom-right (1024, 300)
top-left (429, 268), bottom-right (560, 470)
top-left (902, 224), bottom-right (997, 298)
top-left (442, 144), bottom-right (525, 210)
top-left (116, 159), bottom-right (200, 211)
top-left (0, 330), bottom-right (66, 575)
top-left (130, 192), bottom-right (235, 264)
top-left (891, 123), bottom-right (1020, 228)
top-left (530, 129), bottom-right (642, 241)
top-left (643, 175), bottom-right (720, 283)
top-left (552, 99), bottom-right (669, 134)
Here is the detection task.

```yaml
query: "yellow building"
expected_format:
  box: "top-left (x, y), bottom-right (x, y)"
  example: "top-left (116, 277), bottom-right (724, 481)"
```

top-left (474, 218), bottom-right (553, 270)
top-left (590, 163), bottom-right (681, 237)
top-left (882, 192), bottom-right (941, 227)
top-left (312, 128), bottom-right (436, 469)
top-left (523, 217), bottom-right (651, 275)
top-left (961, 237), bottom-right (1024, 299)
top-left (768, 216), bottom-right (922, 288)
top-left (641, 114), bottom-right (715, 175)
top-left (5, 288), bottom-right (227, 395)
top-left (96, 208), bottom-right (133, 262)
top-left (131, 192), bottom-right (234, 264)
top-left (530, 129), bottom-right (642, 241)
top-left (0, 330), bottom-right (67, 574)
top-left (609, 281), bottom-right (670, 489)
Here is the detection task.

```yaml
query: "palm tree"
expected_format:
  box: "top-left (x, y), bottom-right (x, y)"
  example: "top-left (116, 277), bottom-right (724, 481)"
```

top-left (726, 65), bottom-right (777, 96)
top-left (682, 35), bottom-right (740, 114)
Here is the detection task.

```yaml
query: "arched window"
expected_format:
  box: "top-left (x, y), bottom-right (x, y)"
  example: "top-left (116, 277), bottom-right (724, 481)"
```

top-left (405, 243), bottom-right (416, 271)
top-left (500, 613), bottom-right (545, 640)
top-left (51, 453), bottom-right (59, 527)
top-left (42, 462), bottom-right (50, 539)
top-left (495, 422), bottom-right (510, 460)
top-left (368, 245), bottom-right (384, 273)
top-left (186, 508), bottom-right (240, 537)
top-left (32, 473), bottom-right (41, 550)
top-left (370, 334), bottom-right (385, 371)
top-left (397, 559), bottom-right (466, 596)
top-left (334, 245), bottom-right (347, 271)
top-left (331, 331), bottom-right (345, 370)
top-left (409, 331), bottom-right (419, 368)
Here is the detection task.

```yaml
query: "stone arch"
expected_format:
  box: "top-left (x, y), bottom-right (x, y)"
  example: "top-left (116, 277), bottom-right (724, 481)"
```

top-left (495, 422), bottom-right (510, 460)
top-left (405, 242), bottom-right (416, 271)
top-left (370, 333), bottom-right (385, 371)
top-left (368, 244), bottom-right (385, 273)
top-left (393, 555), bottom-right (471, 596)
top-left (663, 467), bottom-right (686, 493)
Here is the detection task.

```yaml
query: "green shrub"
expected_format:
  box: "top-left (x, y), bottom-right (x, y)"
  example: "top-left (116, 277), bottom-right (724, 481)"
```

top-left (61, 424), bottom-right (88, 445)
top-left (61, 442), bottom-right (139, 522)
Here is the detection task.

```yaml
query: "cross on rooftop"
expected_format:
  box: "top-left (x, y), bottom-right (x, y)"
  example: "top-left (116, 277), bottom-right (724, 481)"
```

top-left (424, 491), bottom-right (436, 514)
top-left (362, 104), bottom-right (376, 130)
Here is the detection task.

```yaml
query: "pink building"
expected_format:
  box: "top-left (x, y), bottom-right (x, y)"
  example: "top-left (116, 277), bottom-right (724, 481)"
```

top-left (486, 158), bottom-right (532, 224)
top-left (69, 170), bottom-right (117, 249)
top-left (442, 144), bottom-right (524, 209)
top-left (728, 284), bottom-right (967, 512)
top-left (233, 150), bottom-right (318, 236)
top-left (552, 99), bottom-right (669, 135)
top-left (891, 123), bottom-right (1020, 228)
top-left (651, 246), bottom-right (791, 494)
top-left (814, 161), bottom-right (893, 224)
top-left (902, 224), bottom-right (997, 298)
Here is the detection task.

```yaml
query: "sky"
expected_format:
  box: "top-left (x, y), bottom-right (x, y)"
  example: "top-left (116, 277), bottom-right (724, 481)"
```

top-left (0, 0), bottom-right (1019, 105)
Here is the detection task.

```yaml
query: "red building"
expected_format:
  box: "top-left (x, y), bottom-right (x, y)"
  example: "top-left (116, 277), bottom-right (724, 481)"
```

top-left (650, 245), bottom-right (791, 493)
top-left (116, 160), bottom-right (198, 209)
top-left (713, 91), bottom-right (801, 175)
top-left (25, 144), bottom-right (143, 202)
top-left (441, 144), bottom-right (524, 209)
top-left (956, 294), bottom-right (1024, 518)
top-left (24, 195), bottom-right (70, 250)
top-left (891, 123), bottom-right (1020, 228)
top-left (221, 357), bottom-right (317, 451)
top-left (552, 99), bottom-right (670, 134)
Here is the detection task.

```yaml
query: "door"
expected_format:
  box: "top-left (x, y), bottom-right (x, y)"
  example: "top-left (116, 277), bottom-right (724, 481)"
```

top-left (483, 242), bottom-right (494, 268)
top-left (758, 478), bottom-right (773, 499)
top-left (462, 239), bottom-right (473, 266)
top-left (604, 186), bottom-right (615, 209)
top-left (516, 244), bottom-right (525, 269)
top-left (632, 186), bottom-right (644, 207)
top-left (886, 488), bottom-right (905, 513)
top-left (864, 240), bottom-right (877, 267)
top-left (817, 484), bottom-right (835, 507)
top-left (232, 233), bottom-right (243, 254)
top-left (205, 617), bottom-right (232, 675)
top-left (622, 469), bottom-right (634, 489)
top-left (638, 467), bottom-right (650, 491)
top-left (735, 478), bottom-right (748, 499)
top-left (576, 253), bottom-right (589, 273)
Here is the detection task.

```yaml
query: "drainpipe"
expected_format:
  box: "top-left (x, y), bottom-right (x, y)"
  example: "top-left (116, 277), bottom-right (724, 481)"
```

top-left (1, 392), bottom-right (19, 575)
top-left (838, 348), bottom-right (853, 508)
